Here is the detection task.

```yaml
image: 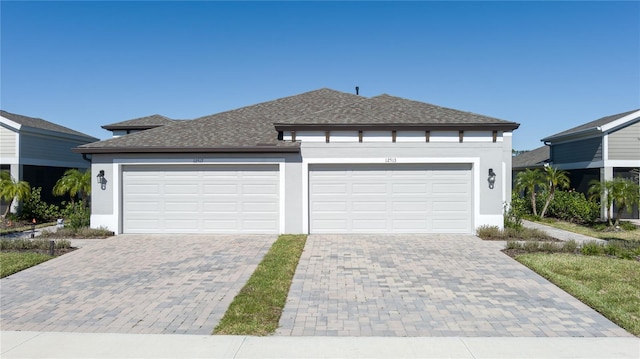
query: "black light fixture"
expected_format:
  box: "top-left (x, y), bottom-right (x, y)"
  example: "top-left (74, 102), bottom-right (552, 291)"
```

top-left (96, 170), bottom-right (105, 184)
top-left (488, 168), bottom-right (496, 189)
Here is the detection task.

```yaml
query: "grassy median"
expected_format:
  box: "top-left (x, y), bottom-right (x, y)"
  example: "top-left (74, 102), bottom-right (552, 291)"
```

top-left (214, 234), bottom-right (307, 335)
top-left (0, 252), bottom-right (53, 278)
top-left (516, 253), bottom-right (640, 336)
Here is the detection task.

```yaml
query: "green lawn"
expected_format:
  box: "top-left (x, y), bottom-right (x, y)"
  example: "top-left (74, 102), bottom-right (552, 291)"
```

top-left (0, 252), bottom-right (53, 278)
top-left (536, 219), bottom-right (640, 241)
top-left (516, 253), bottom-right (640, 336)
top-left (214, 234), bottom-right (307, 335)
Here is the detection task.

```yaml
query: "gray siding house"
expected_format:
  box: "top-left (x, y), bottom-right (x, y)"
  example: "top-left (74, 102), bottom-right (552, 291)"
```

top-left (0, 110), bottom-right (99, 213)
top-left (541, 109), bottom-right (640, 219)
top-left (75, 89), bottom-right (519, 234)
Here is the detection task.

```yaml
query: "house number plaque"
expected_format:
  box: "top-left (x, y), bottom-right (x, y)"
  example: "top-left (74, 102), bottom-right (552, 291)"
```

top-left (385, 157), bottom-right (397, 163)
top-left (193, 158), bottom-right (204, 163)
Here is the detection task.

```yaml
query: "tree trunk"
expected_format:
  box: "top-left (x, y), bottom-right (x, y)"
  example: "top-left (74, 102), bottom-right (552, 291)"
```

top-left (614, 205), bottom-right (626, 226)
top-left (530, 192), bottom-right (537, 216)
top-left (2, 198), bottom-right (14, 217)
top-left (540, 190), bottom-right (554, 218)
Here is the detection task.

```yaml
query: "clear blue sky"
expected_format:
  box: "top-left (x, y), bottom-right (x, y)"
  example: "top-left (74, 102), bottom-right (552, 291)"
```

top-left (1, 1), bottom-right (638, 150)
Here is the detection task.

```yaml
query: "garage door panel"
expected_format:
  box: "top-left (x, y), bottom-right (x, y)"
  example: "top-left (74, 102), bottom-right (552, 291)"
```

top-left (123, 165), bottom-right (279, 233)
top-left (310, 164), bottom-right (471, 233)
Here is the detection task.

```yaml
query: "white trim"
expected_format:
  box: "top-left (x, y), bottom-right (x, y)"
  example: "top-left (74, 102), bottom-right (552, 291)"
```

top-left (114, 163), bottom-right (121, 234)
top-left (604, 160), bottom-right (640, 167)
top-left (0, 116), bottom-right (22, 131)
top-left (602, 133), bottom-right (609, 161)
top-left (302, 157), bottom-right (480, 234)
top-left (114, 157), bottom-right (284, 165)
top-left (599, 110), bottom-right (640, 132)
top-left (502, 161), bottom-right (507, 204)
top-left (278, 162), bottom-right (286, 234)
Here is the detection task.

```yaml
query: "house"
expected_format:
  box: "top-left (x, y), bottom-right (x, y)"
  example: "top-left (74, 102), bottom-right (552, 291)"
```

top-left (74, 88), bottom-right (519, 234)
top-left (102, 114), bottom-right (177, 138)
top-left (512, 145), bottom-right (550, 173)
top-left (0, 110), bottom-right (99, 213)
top-left (538, 109), bottom-right (640, 219)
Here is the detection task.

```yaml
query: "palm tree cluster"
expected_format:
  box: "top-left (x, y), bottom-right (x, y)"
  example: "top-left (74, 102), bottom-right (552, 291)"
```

top-left (514, 166), bottom-right (570, 219)
top-left (0, 170), bottom-right (31, 217)
top-left (515, 166), bottom-right (640, 226)
top-left (588, 177), bottom-right (640, 226)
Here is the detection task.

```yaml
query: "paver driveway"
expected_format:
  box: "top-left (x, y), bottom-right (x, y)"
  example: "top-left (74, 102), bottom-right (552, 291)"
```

top-left (277, 234), bottom-right (631, 337)
top-left (0, 234), bottom-right (276, 335)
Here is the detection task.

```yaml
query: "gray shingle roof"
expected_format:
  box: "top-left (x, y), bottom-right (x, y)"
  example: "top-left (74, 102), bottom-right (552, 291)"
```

top-left (275, 94), bottom-right (519, 130)
top-left (542, 109), bottom-right (640, 142)
top-left (75, 88), bottom-right (519, 154)
top-left (76, 88), bottom-right (362, 153)
top-left (101, 114), bottom-right (176, 130)
top-left (1, 110), bottom-right (98, 140)
top-left (512, 146), bottom-right (550, 170)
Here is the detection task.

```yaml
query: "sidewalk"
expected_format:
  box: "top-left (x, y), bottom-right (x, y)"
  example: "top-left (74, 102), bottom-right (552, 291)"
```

top-left (522, 220), bottom-right (606, 244)
top-left (2, 331), bottom-right (639, 358)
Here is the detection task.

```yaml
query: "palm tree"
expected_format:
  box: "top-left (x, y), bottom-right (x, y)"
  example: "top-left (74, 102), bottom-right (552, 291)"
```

top-left (515, 168), bottom-right (544, 216)
top-left (52, 169), bottom-right (91, 205)
top-left (609, 178), bottom-right (640, 226)
top-left (588, 179), bottom-right (613, 225)
top-left (539, 166), bottom-right (570, 218)
top-left (0, 170), bottom-right (31, 217)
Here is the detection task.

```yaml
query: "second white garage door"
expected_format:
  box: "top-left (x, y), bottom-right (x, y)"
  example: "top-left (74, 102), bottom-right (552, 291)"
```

top-left (309, 163), bottom-right (472, 233)
top-left (123, 164), bottom-right (279, 234)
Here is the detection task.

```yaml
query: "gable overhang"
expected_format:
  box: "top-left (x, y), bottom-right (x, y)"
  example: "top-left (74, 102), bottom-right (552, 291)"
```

top-left (274, 123), bottom-right (520, 132)
top-left (0, 116), bottom-right (22, 131)
top-left (72, 145), bottom-right (301, 155)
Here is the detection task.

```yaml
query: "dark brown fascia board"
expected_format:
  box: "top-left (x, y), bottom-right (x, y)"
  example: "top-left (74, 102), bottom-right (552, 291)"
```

top-left (274, 123), bottom-right (520, 132)
top-left (72, 145), bottom-right (301, 154)
top-left (101, 125), bottom-right (165, 131)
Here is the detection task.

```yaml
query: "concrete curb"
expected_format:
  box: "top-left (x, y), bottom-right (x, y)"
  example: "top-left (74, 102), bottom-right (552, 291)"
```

top-left (2, 331), bottom-right (639, 358)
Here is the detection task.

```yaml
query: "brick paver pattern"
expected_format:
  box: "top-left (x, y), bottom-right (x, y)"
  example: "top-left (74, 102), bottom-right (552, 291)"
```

top-left (276, 234), bottom-right (631, 337)
top-left (1, 235), bottom-right (276, 335)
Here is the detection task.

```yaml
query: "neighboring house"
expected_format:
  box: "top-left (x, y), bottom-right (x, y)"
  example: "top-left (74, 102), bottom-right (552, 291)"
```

top-left (0, 110), bottom-right (99, 213)
top-left (512, 145), bottom-right (550, 173)
top-left (539, 109), bottom-right (640, 219)
top-left (74, 88), bottom-right (519, 235)
top-left (102, 114), bottom-right (176, 138)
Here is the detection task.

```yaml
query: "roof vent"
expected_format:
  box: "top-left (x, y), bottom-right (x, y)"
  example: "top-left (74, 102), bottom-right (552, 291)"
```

top-left (355, 86), bottom-right (359, 95)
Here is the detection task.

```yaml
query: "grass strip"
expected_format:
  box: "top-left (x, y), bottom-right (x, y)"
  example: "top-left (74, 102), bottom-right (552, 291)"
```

top-left (1, 252), bottom-right (53, 278)
top-left (536, 219), bottom-right (639, 241)
top-left (516, 253), bottom-right (640, 336)
top-left (214, 234), bottom-right (307, 335)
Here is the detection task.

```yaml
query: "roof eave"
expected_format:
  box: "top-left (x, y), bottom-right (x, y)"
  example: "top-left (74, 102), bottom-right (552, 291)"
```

top-left (541, 127), bottom-right (601, 144)
top-left (101, 125), bottom-right (165, 131)
top-left (72, 145), bottom-right (301, 154)
top-left (274, 123), bottom-right (520, 132)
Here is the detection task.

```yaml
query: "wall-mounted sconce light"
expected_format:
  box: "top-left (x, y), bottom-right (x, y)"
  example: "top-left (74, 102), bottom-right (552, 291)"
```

top-left (488, 168), bottom-right (496, 189)
top-left (96, 170), bottom-right (105, 184)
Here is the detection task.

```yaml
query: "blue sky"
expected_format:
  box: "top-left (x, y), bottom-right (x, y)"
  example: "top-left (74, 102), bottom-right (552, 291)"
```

top-left (1, 1), bottom-right (638, 150)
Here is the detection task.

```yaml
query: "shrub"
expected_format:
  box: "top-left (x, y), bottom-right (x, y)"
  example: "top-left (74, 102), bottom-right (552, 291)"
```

top-left (60, 200), bottom-right (90, 229)
top-left (561, 240), bottom-right (578, 253)
top-left (476, 225), bottom-right (502, 239)
top-left (40, 226), bottom-right (114, 239)
top-left (504, 202), bottom-right (523, 230)
top-left (18, 187), bottom-right (60, 222)
top-left (544, 191), bottom-right (599, 224)
top-left (619, 221), bottom-right (638, 231)
top-left (581, 241), bottom-right (604, 256)
top-left (0, 238), bottom-right (71, 251)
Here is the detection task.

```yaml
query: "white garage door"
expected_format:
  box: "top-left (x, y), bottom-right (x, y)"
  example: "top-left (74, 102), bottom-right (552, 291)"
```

top-left (309, 164), bottom-right (472, 233)
top-left (123, 164), bottom-right (279, 233)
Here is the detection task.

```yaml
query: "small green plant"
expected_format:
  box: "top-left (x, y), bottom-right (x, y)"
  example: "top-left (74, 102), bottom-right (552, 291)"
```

top-left (581, 241), bottom-right (605, 256)
top-left (476, 225), bottom-right (502, 239)
top-left (561, 240), bottom-right (578, 253)
top-left (503, 202), bottom-right (523, 230)
top-left (619, 221), bottom-right (638, 231)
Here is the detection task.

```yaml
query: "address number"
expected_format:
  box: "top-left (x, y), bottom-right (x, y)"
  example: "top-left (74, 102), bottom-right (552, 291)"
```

top-left (193, 158), bottom-right (204, 163)
top-left (385, 157), bottom-right (397, 163)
